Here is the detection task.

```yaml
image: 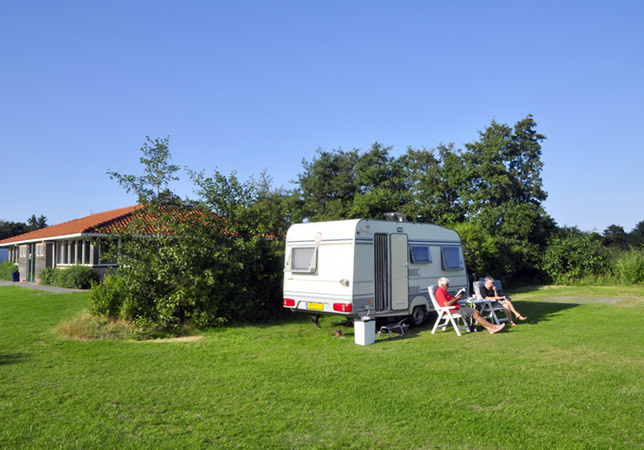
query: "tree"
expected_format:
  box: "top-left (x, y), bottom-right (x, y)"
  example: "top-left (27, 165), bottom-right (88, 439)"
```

top-left (542, 227), bottom-right (607, 284)
top-left (190, 169), bottom-right (285, 322)
top-left (27, 214), bottom-right (48, 231)
top-left (90, 137), bottom-right (286, 332)
top-left (459, 115), bottom-right (555, 282)
top-left (0, 220), bottom-right (28, 240)
top-left (295, 147), bottom-right (360, 221)
top-left (629, 221), bottom-right (644, 248)
top-left (602, 224), bottom-right (629, 249)
top-left (400, 143), bottom-right (466, 225)
top-left (350, 143), bottom-right (408, 219)
top-left (107, 136), bottom-right (180, 205)
top-left (294, 143), bottom-right (411, 222)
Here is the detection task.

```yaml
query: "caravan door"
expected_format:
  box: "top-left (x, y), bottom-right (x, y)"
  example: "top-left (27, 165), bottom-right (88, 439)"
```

top-left (374, 233), bottom-right (409, 312)
top-left (390, 233), bottom-right (409, 310)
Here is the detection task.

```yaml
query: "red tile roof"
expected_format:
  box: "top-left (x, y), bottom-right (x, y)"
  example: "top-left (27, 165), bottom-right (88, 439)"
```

top-left (0, 205), bottom-right (143, 245)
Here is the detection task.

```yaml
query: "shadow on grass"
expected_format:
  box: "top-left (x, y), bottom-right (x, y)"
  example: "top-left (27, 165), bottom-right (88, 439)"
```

top-left (203, 301), bottom-right (581, 342)
top-left (514, 300), bottom-right (579, 324)
top-left (368, 301), bottom-right (581, 343)
top-left (0, 352), bottom-right (28, 366)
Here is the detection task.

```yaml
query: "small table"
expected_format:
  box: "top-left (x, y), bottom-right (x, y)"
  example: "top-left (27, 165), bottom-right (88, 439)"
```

top-left (458, 297), bottom-right (507, 325)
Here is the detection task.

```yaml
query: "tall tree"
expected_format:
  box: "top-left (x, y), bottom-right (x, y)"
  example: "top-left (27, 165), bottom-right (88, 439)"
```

top-left (27, 214), bottom-right (48, 231)
top-left (460, 115), bottom-right (555, 281)
top-left (294, 147), bottom-right (360, 221)
top-left (629, 220), bottom-right (644, 248)
top-left (602, 224), bottom-right (629, 249)
top-left (0, 220), bottom-right (28, 240)
top-left (294, 144), bottom-right (412, 222)
top-left (91, 137), bottom-right (286, 332)
top-left (107, 136), bottom-right (180, 205)
top-left (350, 143), bottom-right (408, 219)
top-left (461, 115), bottom-right (548, 232)
top-left (400, 143), bottom-right (466, 225)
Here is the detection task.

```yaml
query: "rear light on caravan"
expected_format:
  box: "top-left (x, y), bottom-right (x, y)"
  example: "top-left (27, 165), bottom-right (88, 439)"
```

top-left (333, 303), bottom-right (352, 313)
top-left (283, 298), bottom-right (295, 307)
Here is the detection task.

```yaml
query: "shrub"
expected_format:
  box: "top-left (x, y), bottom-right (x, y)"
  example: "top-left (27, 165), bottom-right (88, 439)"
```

top-left (0, 261), bottom-right (18, 280)
top-left (57, 265), bottom-right (100, 289)
top-left (450, 222), bottom-right (503, 280)
top-left (610, 249), bottom-right (644, 285)
top-left (88, 274), bottom-right (126, 317)
top-left (39, 267), bottom-right (58, 285)
top-left (542, 230), bottom-right (606, 284)
top-left (40, 265), bottom-right (99, 289)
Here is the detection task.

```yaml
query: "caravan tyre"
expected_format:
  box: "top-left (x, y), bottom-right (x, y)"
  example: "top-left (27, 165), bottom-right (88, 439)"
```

top-left (410, 306), bottom-right (426, 327)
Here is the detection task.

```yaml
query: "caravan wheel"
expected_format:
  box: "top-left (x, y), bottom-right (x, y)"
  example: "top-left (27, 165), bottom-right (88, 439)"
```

top-left (410, 306), bottom-right (426, 327)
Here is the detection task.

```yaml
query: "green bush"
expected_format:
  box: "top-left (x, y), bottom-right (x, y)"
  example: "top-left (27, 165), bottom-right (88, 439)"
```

top-left (542, 230), bottom-right (607, 284)
top-left (0, 261), bottom-right (18, 280)
top-left (39, 265), bottom-right (99, 289)
top-left (450, 222), bottom-right (504, 280)
top-left (39, 267), bottom-right (58, 285)
top-left (88, 274), bottom-right (126, 317)
top-left (58, 265), bottom-right (100, 289)
top-left (88, 201), bottom-right (287, 332)
top-left (610, 249), bottom-right (644, 285)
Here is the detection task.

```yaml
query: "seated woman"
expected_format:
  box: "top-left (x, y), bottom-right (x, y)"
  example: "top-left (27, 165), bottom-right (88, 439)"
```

top-left (481, 276), bottom-right (527, 326)
top-left (435, 277), bottom-right (505, 334)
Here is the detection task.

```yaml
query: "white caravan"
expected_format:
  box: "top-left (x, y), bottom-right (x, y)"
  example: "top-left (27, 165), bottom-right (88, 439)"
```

top-left (282, 215), bottom-right (468, 326)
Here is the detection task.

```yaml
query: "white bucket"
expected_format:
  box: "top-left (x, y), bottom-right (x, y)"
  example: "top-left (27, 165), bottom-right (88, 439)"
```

top-left (354, 318), bottom-right (375, 345)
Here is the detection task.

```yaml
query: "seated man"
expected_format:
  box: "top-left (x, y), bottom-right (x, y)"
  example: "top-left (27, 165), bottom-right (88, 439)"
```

top-left (435, 277), bottom-right (505, 334)
top-left (481, 276), bottom-right (527, 326)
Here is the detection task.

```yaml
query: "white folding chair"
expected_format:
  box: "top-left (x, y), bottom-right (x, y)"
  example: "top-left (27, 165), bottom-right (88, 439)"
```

top-left (473, 280), bottom-right (509, 325)
top-left (428, 285), bottom-right (470, 336)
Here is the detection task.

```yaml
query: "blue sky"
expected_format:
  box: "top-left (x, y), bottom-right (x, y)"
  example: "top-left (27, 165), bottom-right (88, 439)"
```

top-left (1, 0), bottom-right (643, 233)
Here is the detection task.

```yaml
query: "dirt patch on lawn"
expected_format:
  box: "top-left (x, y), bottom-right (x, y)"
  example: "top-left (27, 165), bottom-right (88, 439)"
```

top-left (146, 336), bottom-right (205, 343)
top-left (539, 296), bottom-right (644, 306)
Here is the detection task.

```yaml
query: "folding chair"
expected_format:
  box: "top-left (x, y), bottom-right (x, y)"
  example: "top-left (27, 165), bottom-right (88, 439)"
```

top-left (428, 285), bottom-right (470, 336)
top-left (472, 280), bottom-right (509, 325)
top-left (377, 318), bottom-right (409, 339)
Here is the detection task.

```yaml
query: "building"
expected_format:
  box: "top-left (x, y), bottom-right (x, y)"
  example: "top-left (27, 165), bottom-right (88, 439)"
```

top-left (0, 206), bottom-right (141, 282)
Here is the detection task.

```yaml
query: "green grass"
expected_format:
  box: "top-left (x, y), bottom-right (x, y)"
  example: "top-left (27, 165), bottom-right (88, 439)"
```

top-left (1, 285), bottom-right (644, 449)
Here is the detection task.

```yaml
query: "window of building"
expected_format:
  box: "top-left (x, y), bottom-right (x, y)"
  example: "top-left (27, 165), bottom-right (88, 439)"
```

top-left (98, 239), bottom-right (117, 265)
top-left (83, 241), bottom-right (91, 264)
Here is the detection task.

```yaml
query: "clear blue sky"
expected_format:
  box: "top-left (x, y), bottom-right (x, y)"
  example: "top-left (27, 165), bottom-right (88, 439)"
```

top-left (2, 0), bottom-right (643, 233)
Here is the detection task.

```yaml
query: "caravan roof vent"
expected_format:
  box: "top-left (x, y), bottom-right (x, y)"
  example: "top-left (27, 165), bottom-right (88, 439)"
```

top-left (383, 212), bottom-right (407, 222)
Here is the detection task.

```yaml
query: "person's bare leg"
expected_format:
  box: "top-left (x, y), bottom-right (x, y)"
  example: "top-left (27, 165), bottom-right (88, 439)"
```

top-left (504, 305), bottom-right (516, 325)
top-left (504, 299), bottom-right (526, 322)
top-left (473, 311), bottom-right (505, 334)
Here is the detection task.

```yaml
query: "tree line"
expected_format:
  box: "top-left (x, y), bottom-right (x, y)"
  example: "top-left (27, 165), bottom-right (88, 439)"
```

top-left (87, 117), bottom-right (643, 333)
top-left (5, 116), bottom-right (642, 333)
top-left (0, 215), bottom-right (48, 240)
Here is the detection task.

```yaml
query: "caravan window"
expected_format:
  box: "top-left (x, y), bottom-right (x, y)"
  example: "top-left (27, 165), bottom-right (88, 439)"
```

top-left (441, 246), bottom-right (463, 271)
top-left (289, 247), bottom-right (318, 274)
top-left (409, 245), bottom-right (432, 264)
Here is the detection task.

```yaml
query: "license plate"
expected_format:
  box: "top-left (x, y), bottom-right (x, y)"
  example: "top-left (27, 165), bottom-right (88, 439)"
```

top-left (307, 302), bottom-right (324, 310)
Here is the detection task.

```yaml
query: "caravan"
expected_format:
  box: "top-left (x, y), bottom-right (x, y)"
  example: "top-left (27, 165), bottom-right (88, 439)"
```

top-left (283, 214), bottom-right (468, 326)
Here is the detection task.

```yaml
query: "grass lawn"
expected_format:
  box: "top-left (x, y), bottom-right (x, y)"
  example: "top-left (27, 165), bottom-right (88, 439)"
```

top-left (1, 285), bottom-right (643, 449)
